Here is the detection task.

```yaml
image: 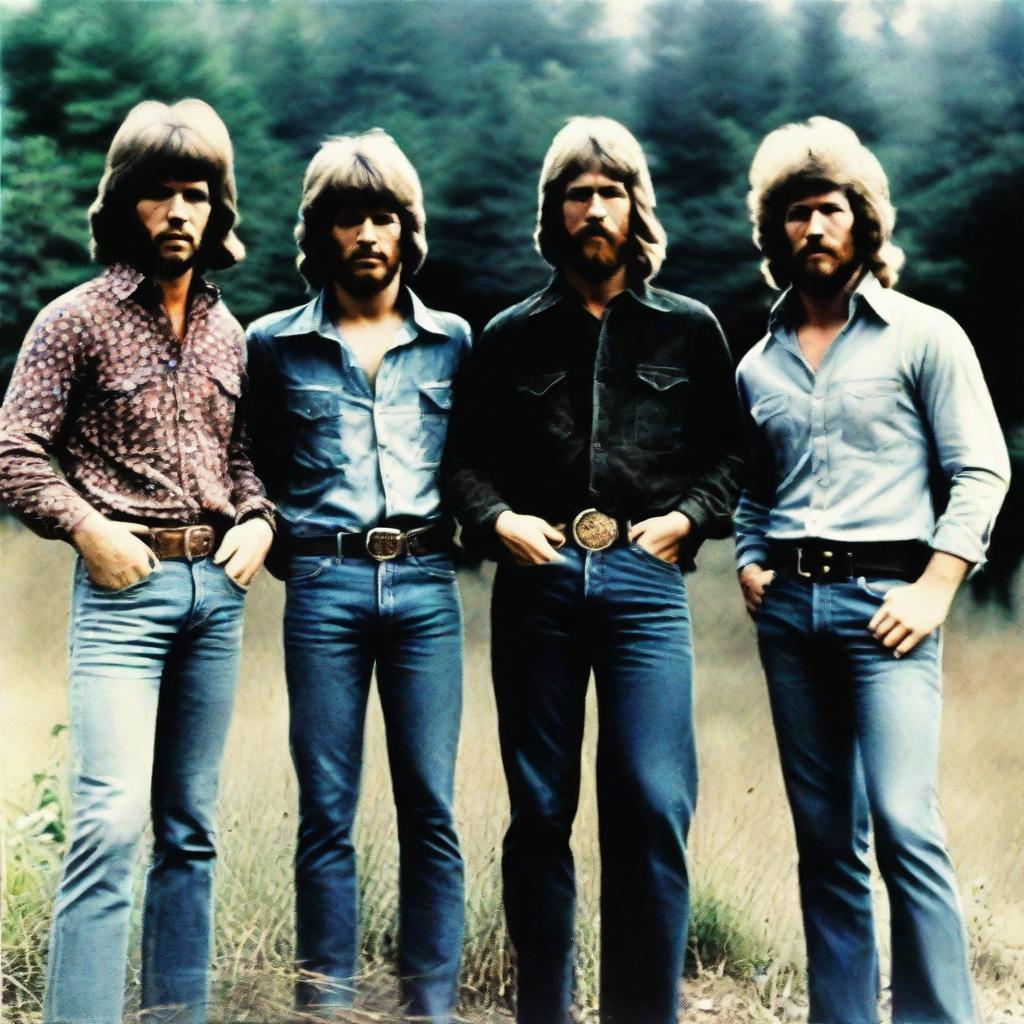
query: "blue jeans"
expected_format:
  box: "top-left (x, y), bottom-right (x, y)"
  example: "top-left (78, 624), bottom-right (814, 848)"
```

top-left (45, 557), bottom-right (245, 1024)
top-left (491, 543), bottom-right (697, 1024)
top-left (283, 551), bottom-right (464, 1021)
top-left (755, 575), bottom-right (977, 1024)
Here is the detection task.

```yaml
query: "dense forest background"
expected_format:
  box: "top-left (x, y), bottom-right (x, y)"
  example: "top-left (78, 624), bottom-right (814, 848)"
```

top-left (2, 0), bottom-right (1022, 592)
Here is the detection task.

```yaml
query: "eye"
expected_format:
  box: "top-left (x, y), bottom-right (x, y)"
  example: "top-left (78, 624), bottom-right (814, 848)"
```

top-left (185, 188), bottom-right (210, 204)
top-left (372, 212), bottom-right (398, 226)
top-left (141, 184), bottom-right (175, 201)
top-left (334, 212), bottom-right (362, 228)
top-left (565, 188), bottom-right (593, 203)
top-left (599, 187), bottom-right (627, 200)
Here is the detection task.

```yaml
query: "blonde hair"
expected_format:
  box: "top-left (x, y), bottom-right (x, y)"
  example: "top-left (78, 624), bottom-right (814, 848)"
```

top-left (747, 116), bottom-right (904, 289)
top-left (535, 116), bottom-right (667, 281)
top-left (89, 98), bottom-right (244, 270)
top-left (296, 130), bottom-right (426, 288)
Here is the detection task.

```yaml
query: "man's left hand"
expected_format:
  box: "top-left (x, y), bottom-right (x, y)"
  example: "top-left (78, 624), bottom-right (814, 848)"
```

top-left (213, 518), bottom-right (274, 589)
top-left (867, 552), bottom-right (969, 658)
top-left (628, 511), bottom-right (692, 565)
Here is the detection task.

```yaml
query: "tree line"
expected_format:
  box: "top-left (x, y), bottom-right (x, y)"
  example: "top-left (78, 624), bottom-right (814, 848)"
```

top-left (2, 0), bottom-right (1021, 593)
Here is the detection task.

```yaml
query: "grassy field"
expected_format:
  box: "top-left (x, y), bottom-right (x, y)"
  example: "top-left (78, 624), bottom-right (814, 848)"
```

top-left (2, 519), bottom-right (1023, 1021)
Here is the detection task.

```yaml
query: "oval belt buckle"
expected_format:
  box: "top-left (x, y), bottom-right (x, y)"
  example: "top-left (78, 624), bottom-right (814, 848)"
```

top-left (571, 508), bottom-right (619, 551)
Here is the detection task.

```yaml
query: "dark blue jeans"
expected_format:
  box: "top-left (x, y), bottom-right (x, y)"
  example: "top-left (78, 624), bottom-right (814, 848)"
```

top-left (283, 551), bottom-right (464, 1021)
top-left (46, 557), bottom-right (245, 1024)
top-left (491, 543), bottom-right (697, 1024)
top-left (755, 575), bottom-right (977, 1024)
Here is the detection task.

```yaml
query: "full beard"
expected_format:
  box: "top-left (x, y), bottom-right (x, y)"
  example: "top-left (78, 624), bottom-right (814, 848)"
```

top-left (564, 233), bottom-right (628, 282)
top-left (790, 252), bottom-right (862, 298)
top-left (334, 255), bottom-right (400, 297)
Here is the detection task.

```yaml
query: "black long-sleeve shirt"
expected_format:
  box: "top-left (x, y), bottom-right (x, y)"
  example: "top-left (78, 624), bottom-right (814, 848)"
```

top-left (442, 274), bottom-right (744, 566)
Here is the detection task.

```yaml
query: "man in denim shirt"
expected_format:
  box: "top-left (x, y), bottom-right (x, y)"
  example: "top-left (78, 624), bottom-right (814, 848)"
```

top-left (245, 131), bottom-right (468, 1021)
top-left (736, 117), bottom-right (1010, 1024)
top-left (444, 117), bottom-right (742, 1024)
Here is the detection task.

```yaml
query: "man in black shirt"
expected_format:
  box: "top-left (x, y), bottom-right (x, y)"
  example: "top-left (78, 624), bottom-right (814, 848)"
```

top-left (443, 117), bottom-right (742, 1024)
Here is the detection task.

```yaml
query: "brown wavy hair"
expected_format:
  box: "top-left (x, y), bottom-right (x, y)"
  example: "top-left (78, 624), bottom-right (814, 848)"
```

top-left (295, 130), bottom-right (427, 289)
top-left (89, 98), bottom-right (244, 270)
top-left (536, 117), bottom-right (667, 282)
top-left (747, 116), bottom-right (904, 290)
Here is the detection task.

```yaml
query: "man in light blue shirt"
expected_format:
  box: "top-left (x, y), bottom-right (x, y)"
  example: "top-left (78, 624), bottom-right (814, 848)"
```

top-left (245, 131), bottom-right (468, 1021)
top-left (736, 117), bottom-right (1009, 1024)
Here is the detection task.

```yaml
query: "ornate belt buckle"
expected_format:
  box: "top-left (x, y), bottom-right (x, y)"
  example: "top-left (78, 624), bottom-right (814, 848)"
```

top-left (183, 525), bottom-right (213, 561)
top-left (366, 527), bottom-right (404, 561)
top-left (571, 509), bottom-right (619, 551)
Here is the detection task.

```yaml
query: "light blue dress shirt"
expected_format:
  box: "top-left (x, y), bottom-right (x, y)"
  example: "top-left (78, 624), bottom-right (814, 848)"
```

top-left (245, 288), bottom-right (471, 534)
top-left (734, 274), bottom-right (1010, 570)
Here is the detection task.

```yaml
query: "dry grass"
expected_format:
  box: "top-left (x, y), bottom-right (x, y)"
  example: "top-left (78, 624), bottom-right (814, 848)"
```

top-left (3, 519), bottom-right (1023, 1021)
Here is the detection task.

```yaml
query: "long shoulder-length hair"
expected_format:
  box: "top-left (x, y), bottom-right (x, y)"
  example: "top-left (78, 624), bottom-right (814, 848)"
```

top-left (747, 116), bottom-right (904, 290)
top-left (89, 98), bottom-right (244, 270)
top-left (535, 116), bottom-right (667, 282)
top-left (296, 130), bottom-right (427, 290)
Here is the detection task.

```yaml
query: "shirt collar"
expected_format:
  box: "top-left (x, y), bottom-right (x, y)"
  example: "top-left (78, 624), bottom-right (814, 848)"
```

top-left (106, 263), bottom-right (220, 305)
top-left (275, 286), bottom-right (449, 342)
top-left (526, 271), bottom-right (672, 317)
top-left (766, 270), bottom-right (894, 342)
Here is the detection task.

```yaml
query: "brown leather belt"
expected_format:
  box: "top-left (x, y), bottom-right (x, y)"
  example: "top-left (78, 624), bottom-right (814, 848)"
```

top-left (142, 524), bottom-right (219, 561)
top-left (767, 539), bottom-right (930, 583)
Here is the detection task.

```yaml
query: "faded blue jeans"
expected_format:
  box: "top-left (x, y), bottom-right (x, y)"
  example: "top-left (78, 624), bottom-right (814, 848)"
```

top-left (283, 551), bottom-right (464, 1021)
top-left (491, 542), bottom-right (697, 1024)
top-left (45, 556), bottom-right (245, 1024)
top-left (755, 575), bottom-right (977, 1024)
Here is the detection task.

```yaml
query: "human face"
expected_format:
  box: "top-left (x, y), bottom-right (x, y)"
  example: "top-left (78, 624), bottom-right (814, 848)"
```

top-left (784, 189), bottom-right (859, 295)
top-left (562, 169), bottom-right (631, 279)
top-left (135, 179), bottom-right (211, 276)
top-left (330, 205), bottom-right (402, 297)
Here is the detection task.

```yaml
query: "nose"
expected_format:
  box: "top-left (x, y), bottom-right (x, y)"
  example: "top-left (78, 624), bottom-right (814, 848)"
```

top-left (806, 209), bottom-right (827, 236)
top-left (166, 191), bottom-right (188, 224)
top-left (587, 194), bottom-right (608, 221)
top-left (356, 217), bottom-right (376, 243)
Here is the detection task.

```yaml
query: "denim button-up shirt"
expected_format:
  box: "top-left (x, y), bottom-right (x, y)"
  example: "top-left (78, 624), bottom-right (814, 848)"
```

top-left (245, 288), bottom-right (471, 535)
top-left (734, 274), bottom-right (1010, 570)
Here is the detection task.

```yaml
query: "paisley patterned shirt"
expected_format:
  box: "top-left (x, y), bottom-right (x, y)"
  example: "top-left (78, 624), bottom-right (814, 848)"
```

top-left (0, 264), bottom-right (273, 540)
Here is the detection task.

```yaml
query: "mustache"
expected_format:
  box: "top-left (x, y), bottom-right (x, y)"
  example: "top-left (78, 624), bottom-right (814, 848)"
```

top-left (577, 224), bottom-right (615, 242)
top-left (157, 231), bottom-right (194, 243)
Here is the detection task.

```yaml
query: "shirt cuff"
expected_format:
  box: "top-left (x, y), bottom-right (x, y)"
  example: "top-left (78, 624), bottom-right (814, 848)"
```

top-left (235, 498), bottom-right (277, 531)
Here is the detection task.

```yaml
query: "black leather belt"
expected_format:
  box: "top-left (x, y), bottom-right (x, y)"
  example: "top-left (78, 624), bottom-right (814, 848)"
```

top-left (767, 539), bottom-right (930, 583)
top-left (285, 522), bottom-right (452, 561)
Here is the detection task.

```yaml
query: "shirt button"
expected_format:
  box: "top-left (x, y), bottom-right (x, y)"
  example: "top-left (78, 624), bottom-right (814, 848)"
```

top-left (167, 358), bottom-right (178, 370)
top-left (593, 441), bottom-right (603, 451)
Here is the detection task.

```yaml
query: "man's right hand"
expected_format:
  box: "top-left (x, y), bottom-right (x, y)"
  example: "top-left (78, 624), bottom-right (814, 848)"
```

top-left (495, 510), bottom-right (566, 565)
top-left (71, 512), bottom-right (159, 590)
top-left (739, 562), bottom-right (775, 615)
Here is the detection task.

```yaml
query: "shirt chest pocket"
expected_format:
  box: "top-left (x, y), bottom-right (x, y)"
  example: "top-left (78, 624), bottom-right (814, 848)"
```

top-left (285, 387), bottom-right (343, 438)
top-left (187, 366), bottom-right (241, 434)
top-left (416, 381), bottom-right (453, 466)
top-left (750, 393), bottom-right (807, 477)
top-left (634, 364), bottom-right (689, 451)
top-left (93, 368), bottom-right (168, 424)
top-left (838, 378), bottom-right (902, 452)
top-left (515, 370), bottom-right (573, 442)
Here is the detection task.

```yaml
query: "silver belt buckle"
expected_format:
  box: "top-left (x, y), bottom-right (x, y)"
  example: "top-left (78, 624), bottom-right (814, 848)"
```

top-left (571, 509), bottom-right (619, 551)
top-left (182, 525), bottom-right (213, 561)
top-left (366, 527), bottom-right (404, 561)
